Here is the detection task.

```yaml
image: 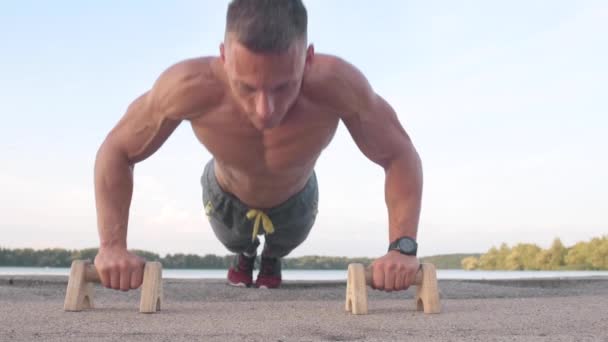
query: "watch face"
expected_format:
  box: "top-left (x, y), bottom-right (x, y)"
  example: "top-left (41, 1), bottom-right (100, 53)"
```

top-left (398, 238), bottom-right (416, 252)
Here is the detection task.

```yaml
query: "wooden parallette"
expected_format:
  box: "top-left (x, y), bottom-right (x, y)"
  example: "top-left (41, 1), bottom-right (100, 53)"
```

top-left (345, 263), bottom-right (441, 315)
top-left (63, 260), bottom-right (163, 314)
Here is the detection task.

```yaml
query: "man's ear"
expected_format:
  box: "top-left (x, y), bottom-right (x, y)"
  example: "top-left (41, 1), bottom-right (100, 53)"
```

top-left (305, 44), bottom-right (315, 67)
top-left (220, 43), bottom-right (226, 63)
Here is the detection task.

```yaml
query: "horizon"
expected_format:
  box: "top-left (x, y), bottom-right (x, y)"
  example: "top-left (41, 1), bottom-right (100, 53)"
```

top-left (3, 234), bottom-right (603, 259)
top-left (1, 1), bottom-right (607, 258)
top-left (0, 244), bottom-right (481, 259)
top-left (1, 244), bottom-right (475, 259)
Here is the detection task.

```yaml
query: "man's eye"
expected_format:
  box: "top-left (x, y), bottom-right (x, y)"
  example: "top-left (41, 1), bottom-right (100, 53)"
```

top-left (274, 83), bottom-right (290, 92)
top-left (240, 84), bottom-right (255, 93)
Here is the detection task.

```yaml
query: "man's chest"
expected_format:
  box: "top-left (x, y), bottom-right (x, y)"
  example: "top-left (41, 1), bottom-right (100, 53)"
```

top-left (191, 107), bottom-right (340, 172)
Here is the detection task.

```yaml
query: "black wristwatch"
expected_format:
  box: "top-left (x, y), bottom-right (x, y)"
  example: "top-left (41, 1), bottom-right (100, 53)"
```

top-left (388, 236), bottom-right (418, 256)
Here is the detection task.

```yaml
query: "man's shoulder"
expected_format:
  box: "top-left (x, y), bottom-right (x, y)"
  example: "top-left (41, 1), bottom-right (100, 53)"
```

top-left (150, 57), bottom-right (225, 120)
top-left (305, 54), bottom-right (363, 84)
top-left (303, 54), bottom-right (374, 115)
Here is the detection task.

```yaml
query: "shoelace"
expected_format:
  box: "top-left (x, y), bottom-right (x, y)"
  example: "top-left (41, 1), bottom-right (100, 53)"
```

top-left (246, 209), bottom-right (275, 242)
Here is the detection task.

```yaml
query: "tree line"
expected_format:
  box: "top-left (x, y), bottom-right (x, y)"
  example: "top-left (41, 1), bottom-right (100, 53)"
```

top-left (4, 235), bottom-right (605, 271)
top-left (0, 247), bottom-right (375, 270)
top-left (461, 235), bottom-right (608, 271)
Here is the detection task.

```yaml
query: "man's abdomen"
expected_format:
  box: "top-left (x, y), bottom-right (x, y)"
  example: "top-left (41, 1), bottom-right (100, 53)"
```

top-left (214, 158), bottom-right (317, 209)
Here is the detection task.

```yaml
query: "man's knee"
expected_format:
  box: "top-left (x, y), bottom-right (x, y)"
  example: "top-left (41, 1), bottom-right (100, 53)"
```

top-left (222, 238), bottom-right (260, 255)
top-left (208, 215), bottom-right (260, 254)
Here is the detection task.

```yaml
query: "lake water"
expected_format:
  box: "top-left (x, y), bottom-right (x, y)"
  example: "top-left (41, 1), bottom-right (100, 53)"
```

top-left (1, 267), bottom-right (607, 281)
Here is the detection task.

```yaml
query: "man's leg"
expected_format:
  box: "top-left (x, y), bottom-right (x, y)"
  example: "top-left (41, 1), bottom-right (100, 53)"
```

top-left (256, 172), bottom-right (319, 288)
top-left (207, 215), bottom-right (260, 256)
top-left (201, 159), bottom-right (261, 286)
top-left (260, 216), bottom-right (316, 258)
top-left (254, 216), bottom-right (316, 288)
top-left (209, 215), bottom-right (260, 287)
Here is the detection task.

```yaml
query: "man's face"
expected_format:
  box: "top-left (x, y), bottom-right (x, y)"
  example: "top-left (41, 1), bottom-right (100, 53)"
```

top-left (221, 36), bottom-right (314, 130)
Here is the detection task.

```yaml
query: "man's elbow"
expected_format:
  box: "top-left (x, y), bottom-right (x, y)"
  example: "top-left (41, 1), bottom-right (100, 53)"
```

top-left (95, 138), bottom-right (133, 172)
top-left (386, 144), bottom-right (422, 172)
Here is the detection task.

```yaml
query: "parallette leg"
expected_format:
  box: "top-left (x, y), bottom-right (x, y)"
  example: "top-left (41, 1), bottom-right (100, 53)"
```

top-left (139, 261), bottom-right (163, 313)
top-left (64, 260), bottom-right (95, 311)
top-left (345, 263), bottom-right (368, 315)
top-left (345, 262), bottom-right (441, 315)
top-left (415, 263), bottom-right (441, 314)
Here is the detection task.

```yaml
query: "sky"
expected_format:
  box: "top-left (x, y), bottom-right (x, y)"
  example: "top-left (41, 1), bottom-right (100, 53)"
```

top-left (1, 1), bottom-right (606, 258)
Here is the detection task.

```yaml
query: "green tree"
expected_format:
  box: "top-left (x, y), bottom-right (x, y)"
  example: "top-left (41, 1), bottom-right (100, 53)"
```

top-left (535, 249), bottom-right (552, 270)
top-left (565, 241), bottom-right (590, 270)
top-left (478, 247), bottom-right (499, 270)
top-left (496, 243), bottom-right (510, 269)
top-left (131, 250), bottom-right (162, 262)
top-left (505, 243), bottom-right (542, 270)
top-left (588, 236), bottom-right (608, 270)
top-left (478, 244), bottom-right (512, 270)
top-left (549, 238), bottom-right (567, 267)
top-left (536, 238), bottom-right (567, 270)
top-left (461, 256), bottom-right (479, 270)
top-left (505, 249), bottom-right (523, 270)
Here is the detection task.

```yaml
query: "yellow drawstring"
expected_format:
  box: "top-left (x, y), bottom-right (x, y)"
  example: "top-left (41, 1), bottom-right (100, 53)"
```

top-left (246, 209), bottom-right (275, 242)
top-left (204, 201), bottom-right (214, 216)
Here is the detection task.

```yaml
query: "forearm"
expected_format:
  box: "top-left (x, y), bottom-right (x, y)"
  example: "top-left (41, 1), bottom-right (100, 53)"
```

top-left (94, 142), bottom-right (134, 250)
top-left (384, 149), bottom-right (423, 242)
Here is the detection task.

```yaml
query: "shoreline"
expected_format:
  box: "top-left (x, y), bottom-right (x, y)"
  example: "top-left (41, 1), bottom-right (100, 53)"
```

top-left (2, 267), bottom-right (608, 282)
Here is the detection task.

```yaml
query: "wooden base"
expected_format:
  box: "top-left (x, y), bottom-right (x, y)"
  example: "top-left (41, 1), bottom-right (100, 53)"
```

top-left (345, 262), bottom-right (441, 315)
top-left (64, 260), bottom-right (95, 311)
top-left (139, 262), bottom-right (163, 313)
top-left (345, 264), bottom-right (368, 315)
top-left (415, 264), bottom-right (441, 314)
top-left (63, 260), bottom-right (163, 314)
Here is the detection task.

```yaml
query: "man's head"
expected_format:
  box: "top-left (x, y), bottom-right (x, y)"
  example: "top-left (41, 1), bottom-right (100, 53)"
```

top-left (220, 0), bottom-right (314, 130)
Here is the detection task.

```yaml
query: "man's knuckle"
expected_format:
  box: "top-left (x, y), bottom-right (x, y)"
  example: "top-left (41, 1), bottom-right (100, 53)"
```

top-left (386, 263), bottom-right (397, 272)
top-left (118, 261), bottom-right (130, 271)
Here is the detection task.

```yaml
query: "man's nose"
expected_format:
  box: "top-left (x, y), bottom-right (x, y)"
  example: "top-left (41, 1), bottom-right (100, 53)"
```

top-left (255, 92), bottom-right (275, 119)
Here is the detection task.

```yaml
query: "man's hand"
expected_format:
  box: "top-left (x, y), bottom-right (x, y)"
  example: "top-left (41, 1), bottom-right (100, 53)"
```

top-left (369, 251), bottom-right (420, 292)
top-left (94, 247), bottom-right (146, 291)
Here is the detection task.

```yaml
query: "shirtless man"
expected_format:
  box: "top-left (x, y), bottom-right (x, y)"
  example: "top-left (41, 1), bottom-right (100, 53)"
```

top-left (94, 0), bottom-right (423, 291)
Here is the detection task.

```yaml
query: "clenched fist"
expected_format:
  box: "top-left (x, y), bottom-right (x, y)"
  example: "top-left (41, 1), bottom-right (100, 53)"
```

top-left (369, 251), bottom-right (420, 292)
top-left (94, 247), bottom-right (146, 291)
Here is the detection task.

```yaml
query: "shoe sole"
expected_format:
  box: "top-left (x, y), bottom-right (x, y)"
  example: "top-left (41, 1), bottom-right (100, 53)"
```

top-left (255, 284), bottom-right (281, 289)
top-left (228, 281), bottom-right (251, 288)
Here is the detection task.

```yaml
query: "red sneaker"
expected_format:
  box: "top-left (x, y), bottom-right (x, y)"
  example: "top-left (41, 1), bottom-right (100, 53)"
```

top-left (227, 253), bottom-right (256, 287)
top-left (255, 257), bottom-right (282, 289)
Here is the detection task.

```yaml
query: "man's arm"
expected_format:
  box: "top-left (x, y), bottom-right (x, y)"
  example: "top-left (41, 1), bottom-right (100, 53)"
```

top-left (94, 58), bottom-right (215, 290)
top-left (325, 57), bottom-right (423, 291)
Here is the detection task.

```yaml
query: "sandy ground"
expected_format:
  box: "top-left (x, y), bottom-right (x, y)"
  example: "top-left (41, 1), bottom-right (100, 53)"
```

top-left (1, 275), bottom-right (607, 342)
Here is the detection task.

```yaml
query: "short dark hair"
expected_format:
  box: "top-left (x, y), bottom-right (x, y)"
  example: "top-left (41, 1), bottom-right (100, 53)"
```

top-left (226, 0), bottom-right (308, 53)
